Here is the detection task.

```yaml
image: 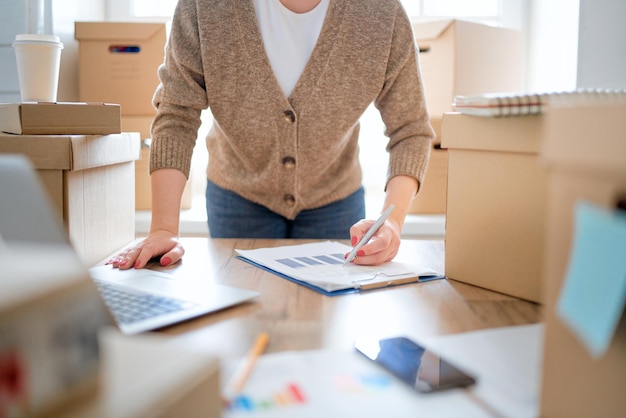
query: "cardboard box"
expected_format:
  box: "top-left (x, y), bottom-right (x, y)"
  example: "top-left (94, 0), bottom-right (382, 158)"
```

top-left (413, 20), bottom-right (524, 120)
top-left (409, 118), bottom-right (447, 214)
top-left (135, 143), bottom-right (152, 211)
top-left (127, 112), bottom-right (193, 210)
top-left (135, 144), bottom-right (193, 211)
top-left (121, 115), bottom-right (153, 140)
top-left (441, 112), bottom-right (548, 303)
top-left (0, 244), bottom-right (112, 417)
top-left (409, 20), bottom-right (523, 214)
top-left (0, 132), bottom-right (141, 266)
top-left (62, 330), bottom-right (221, 418)
top-left (0, 102), bottom-right (121, 135)
top-left (119, 116), bottom-right (154, 209)
top-left (539, 103), bottom-right (626, 416)
top-left (75, 22), bottom-right (166, 116)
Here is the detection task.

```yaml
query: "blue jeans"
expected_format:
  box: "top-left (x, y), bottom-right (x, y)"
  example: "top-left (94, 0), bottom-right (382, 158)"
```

top-left (206, 180), bottom-right (365, 239)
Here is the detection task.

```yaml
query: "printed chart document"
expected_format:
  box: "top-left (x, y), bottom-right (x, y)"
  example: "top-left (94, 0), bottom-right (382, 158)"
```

top-left (222, 349), bottom-right (491, 418)
top-left (235, 241), bottom-right (444, 295)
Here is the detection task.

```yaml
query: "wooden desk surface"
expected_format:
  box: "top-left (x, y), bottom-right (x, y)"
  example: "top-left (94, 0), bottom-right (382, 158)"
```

top-left (141, 238), bottom-right (541, 358)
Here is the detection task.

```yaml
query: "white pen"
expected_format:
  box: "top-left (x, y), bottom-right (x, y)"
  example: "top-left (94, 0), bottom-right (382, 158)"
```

top-left (344, 204), bottom-right (395, 265)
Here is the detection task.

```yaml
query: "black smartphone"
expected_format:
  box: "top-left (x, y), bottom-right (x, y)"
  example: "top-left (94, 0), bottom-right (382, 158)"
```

top-left (355, 336), bottom-right (476, 393)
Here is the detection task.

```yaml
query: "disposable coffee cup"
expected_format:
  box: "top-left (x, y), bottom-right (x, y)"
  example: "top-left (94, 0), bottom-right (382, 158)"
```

top-left (13, 34), bottom-right (63, 102)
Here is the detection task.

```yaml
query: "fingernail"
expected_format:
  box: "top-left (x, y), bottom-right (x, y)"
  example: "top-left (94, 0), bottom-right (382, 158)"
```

top-left (351, 236), bottom-right (357, 246)
top-left (119, 259), bottom-right (128, 266)
top-left (134, 260), bottom-right (141, 269)
top-left (161, 257), bottom-right (172, 267)
top-left (357, 250), bottom-right (365, 257)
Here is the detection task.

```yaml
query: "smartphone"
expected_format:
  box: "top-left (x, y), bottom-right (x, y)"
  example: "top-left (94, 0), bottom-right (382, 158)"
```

top-left (355, 336), bottom-right (476, 393)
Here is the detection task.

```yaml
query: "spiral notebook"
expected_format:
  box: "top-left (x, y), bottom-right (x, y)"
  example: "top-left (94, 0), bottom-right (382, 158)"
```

top-left (235, 241), bottom-right (445, 296)
top-left (453, 89), bottom-right (626, 117)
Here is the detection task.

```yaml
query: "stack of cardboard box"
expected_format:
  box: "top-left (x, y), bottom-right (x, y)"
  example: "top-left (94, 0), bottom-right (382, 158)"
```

top-left (0, 131), bottom-right (140, 266)
top-left (410, 20), bottom-right (524, 214)
top-left (75, 22), bottom-right (165, 134)
top-left (440, 97), bottom-right (626, 413)
top-left (75, 22), bottom-right (175, 211)
top-left (0, 50), bottom-right (140, 266)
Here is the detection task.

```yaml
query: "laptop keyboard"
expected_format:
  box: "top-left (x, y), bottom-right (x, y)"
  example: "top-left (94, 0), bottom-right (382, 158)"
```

top-left (93, 279), bottom-right (197, 325)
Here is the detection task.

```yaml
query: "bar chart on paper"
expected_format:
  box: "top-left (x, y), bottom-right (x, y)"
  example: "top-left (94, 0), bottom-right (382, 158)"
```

top-left (226, 374), bottom-right (395, 414)
top-left (227, 383), bottom-right (307, 413)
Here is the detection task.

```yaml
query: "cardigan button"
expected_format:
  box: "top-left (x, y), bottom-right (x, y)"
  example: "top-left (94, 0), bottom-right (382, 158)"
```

top-left (283, 110), bottom-right (296, 123)
top-left (282, 156), bottom-right (296, 169)
top-left (283, 194), bottom-right (296, 206)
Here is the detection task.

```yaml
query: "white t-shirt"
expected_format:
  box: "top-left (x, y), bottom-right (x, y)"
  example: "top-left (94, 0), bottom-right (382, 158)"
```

top-left (253, 0), bottom-right (330, 97)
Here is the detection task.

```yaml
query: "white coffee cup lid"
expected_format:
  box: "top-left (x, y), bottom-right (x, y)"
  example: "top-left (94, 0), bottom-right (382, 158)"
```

top-left (13, 33), bottom-right (63, 46)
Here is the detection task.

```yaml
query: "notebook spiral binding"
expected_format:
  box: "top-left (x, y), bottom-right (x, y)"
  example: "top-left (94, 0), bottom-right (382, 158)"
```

top-left (452, 88), bottom-right (626, 117)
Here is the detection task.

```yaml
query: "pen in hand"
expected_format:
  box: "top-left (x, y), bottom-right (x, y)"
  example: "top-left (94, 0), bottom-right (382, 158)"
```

top-left (344, 204), bottom-right (395, 265)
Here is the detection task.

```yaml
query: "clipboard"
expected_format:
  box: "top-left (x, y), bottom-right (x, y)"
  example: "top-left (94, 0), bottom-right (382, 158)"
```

top-left (235, 241), bottom-right (445, 296)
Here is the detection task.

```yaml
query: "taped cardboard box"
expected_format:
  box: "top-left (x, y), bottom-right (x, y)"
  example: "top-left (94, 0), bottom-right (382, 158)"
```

top-left (120, 117), bottom-right (193, 211)
top-left (0, 102), bottom-right (121, 135)
top-left (134, 141), bottom-right (193, 211)
top-left (121, 115), bottom-right (153, 140)
top-left (75, 22), bottom-right (166, 116)
top-left (0, 132), bottom-right (140, 266)
top-left (539, 103), bottom-right (626, 417)
top-left (409, 117), bottom-right (447, 214)
top-left (409, 20), bottom-right (523, 214)
top-left (413, 20), bottom-right (524, 120)
top-left (441, 112), bottom-right (548, 303)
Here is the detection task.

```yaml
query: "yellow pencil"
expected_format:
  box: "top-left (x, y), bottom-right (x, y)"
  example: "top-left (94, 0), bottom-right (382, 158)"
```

top-left (226, 332), bottom-right (270, 397)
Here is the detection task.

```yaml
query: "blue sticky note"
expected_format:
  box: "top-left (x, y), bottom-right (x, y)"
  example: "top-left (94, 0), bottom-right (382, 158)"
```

top-left (557, 201), bottom-right (626, 359)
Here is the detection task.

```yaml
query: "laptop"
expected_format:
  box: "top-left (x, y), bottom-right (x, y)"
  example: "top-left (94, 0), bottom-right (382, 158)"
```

top-left (0, 154), bottom-right (259, 334)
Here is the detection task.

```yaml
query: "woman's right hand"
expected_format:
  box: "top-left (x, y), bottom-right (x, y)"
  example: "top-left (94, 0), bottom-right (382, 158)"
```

top-left (108, 229), bottom-right (185, 270)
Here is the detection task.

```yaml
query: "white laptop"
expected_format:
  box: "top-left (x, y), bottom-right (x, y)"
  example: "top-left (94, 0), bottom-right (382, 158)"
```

top-left (0, 154), bottom-right (259, 334)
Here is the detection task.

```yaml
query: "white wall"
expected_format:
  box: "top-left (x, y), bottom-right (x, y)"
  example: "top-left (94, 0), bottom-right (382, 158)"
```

top-left (0, 0), bottom-right (29, 102)
top-left (53, 0), bottom-right (105, 101)
top-left (577, 0), bottom-right (626, 89)
top-left (0, 0), bottom-right (103, 102)
top-left (527, 0), bottom-right (580, 92)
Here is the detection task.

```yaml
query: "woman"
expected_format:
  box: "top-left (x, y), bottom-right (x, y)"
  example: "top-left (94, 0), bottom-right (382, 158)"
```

top-left (112, 0), bottom-right (434, 269)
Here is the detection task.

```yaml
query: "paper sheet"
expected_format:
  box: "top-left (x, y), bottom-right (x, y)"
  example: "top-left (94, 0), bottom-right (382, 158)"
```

top-left (222, 349), bottom-right (491, 418)
top-left (557, 201), bottom-right (626, 358)
top-left (426, 324), bottom-right (544, 418)
top-left (235, 241), bottom-right (441, 293)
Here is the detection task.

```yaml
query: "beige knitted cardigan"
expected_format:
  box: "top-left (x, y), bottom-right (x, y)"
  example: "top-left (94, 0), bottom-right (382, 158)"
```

top-left (151, 0), bottom-right (434, 219)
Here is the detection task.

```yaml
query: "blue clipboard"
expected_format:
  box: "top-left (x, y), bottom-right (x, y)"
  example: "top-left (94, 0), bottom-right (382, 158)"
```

top-left (237, 255), bottom-right (446, 297)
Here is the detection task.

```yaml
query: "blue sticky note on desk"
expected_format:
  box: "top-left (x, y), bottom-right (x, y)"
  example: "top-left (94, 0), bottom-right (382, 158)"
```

top-left (557, 201), bottom-right (626, 359)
